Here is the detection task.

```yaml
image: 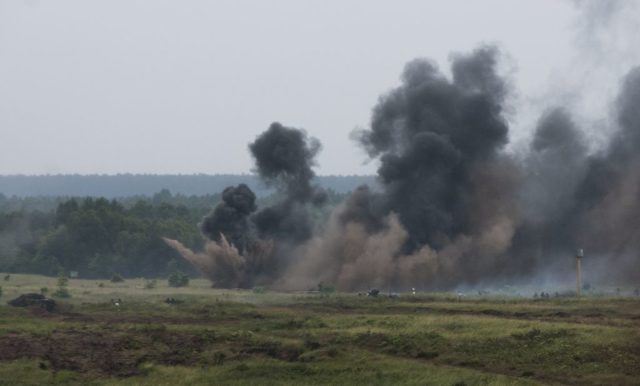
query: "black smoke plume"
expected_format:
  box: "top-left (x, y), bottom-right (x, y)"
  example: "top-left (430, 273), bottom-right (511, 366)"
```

top-left (280, 46), bottom-right (518, 290)
top-left (200, 184), bottom-right (257, 253)
top-left (168, 47), bottom-right (640, 291)
top-left (167, 122), bottom-right (326, 287)
top-left (571, 67), bottom-right (640, 281)
top-left (355, 46), bottom-right (510, 252)
top-left (249, 122), bottom-right (326, 243)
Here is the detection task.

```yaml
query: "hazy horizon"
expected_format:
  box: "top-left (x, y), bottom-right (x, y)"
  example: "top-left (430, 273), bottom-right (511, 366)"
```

top-left (0, 172), bottom-right (375, 177)
top-left (3, 1), bottom-right (637, 175)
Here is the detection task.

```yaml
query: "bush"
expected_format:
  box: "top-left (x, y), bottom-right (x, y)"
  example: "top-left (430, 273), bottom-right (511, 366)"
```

top-left (40, 287), bottom-right (49, 295)
top-left (0, 286), bottom-right (3, 298)
top-left (110, 273), bottom-right (125, 283)
top-left (168, 271), bottom-right (189, 288)
top-left (3, 274), bottom-right (10, 281)
top-left (252, 286), bottom-right (265, 294)
top-left (53, 287), bottom-right (71, 298)
top-left (53, 274), bottom-right (71, 298)
top-left (318, 282), bottom-right (336, 296)
top-left (144, 279), bottom-right (157, 289)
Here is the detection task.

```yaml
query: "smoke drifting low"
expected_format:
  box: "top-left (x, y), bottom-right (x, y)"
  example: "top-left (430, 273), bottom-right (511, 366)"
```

top-left (166, 46), bottom-right (640, 291)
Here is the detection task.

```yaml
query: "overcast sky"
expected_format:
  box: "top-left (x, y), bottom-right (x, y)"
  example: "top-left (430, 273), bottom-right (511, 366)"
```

top-left (1, 0), bottom-right (638, 175)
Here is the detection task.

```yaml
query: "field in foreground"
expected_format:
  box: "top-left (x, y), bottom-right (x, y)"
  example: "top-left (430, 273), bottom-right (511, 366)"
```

top-left (0, 275), bottom-right (639, 386)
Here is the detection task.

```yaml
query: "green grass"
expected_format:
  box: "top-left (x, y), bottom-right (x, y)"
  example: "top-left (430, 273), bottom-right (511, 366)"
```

top-left (0, 273), bottom-right (639, 385)
top-left (0, 356), bottom-right (541, 386)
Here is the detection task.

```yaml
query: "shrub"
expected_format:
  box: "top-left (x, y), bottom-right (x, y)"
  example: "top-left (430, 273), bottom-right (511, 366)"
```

top-left (53, 274), bottom-right (71, 298)
top-left (110, 273), bottom-right (125, 283)
top-left (40, 287), bottom-right (49, 295)
top-left (3, 274), bottom-right (10, 281)
top-left (0, 286), bottom-right (3, 298)
top-left (53, 287), bottom-right (71, 298)
top-left (57, 275), bottom-right (68, 288)
top-left (252, 286), bottom-right (265, 294)
top-left (168, 271), bottom-right (189, 288)
top-left (52, 290), bottom-right (70, 298)
top-left (144, 279), bottom-right (157, 289)
top-left (318, 282), bottom-right (336, 296)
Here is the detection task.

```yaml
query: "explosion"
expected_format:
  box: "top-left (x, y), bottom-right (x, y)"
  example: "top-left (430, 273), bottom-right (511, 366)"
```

top-left (166, 47), bottom-right (640, 291)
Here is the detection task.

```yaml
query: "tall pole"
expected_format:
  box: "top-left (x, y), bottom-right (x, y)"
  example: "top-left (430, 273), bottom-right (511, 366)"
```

top-left (576, 249), bottom-right (583, 297)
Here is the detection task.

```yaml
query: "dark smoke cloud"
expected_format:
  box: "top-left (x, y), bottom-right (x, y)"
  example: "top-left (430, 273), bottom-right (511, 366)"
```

top-left (337, 185), bottom-right (385, 232)
top-left (277, 46), bottom-right (519, 290)
top-left (613, 67), bottom-right (640, 156)
top-left (168, 122), bottom-right (327, 287)
top-left (250, 122), bottom-right (327, 243)
top-left (168, 47), bottom-right (640, 291)
top-left (521, 108), bottom-right (588, 225)
top-left (200, 184), bottom-right (257, 253)
top-left (573, 67), bottom-right (640, 281)
top-left (507, 68), bottom-right (640, 284)
top-left (355, 46), bottom-right (510, 251)
top-left (249, 122), bottom-right (325, 203)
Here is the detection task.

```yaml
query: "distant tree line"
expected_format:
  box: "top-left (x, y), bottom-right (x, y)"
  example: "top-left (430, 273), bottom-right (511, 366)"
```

top-left (0, 174), bottom-right (376, 198)
top-left (0, 189), bottom-right (346, 278)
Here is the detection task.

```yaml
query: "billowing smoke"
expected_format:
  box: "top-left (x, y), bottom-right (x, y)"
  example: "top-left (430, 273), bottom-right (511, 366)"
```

top-left (250, 122), bottom-right (327, 243)
top-left (276, 46), bottom-right (520, 290)
top-left (354, 46), bottom-right (511, 252)
top-left (201, 184), bottom-right (257, 253)
top-left (502, 67), bottom-right (640, 285)
top-left (166, 122), bottom-right (326, 287)
top-left (167, 46), bottom-right (640, 291)
top-left (572, 67), bottom-right (640, 282)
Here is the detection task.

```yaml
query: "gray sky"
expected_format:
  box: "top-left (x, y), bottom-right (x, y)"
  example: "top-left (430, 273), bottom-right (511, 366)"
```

top-left (0, 0), bottom-right (636, 175)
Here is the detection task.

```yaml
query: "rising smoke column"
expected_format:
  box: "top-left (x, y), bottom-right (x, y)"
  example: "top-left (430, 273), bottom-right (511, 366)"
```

top-left (200, 184), bottom-right (257, 253)
top-left (505, 67), bottom-right (640, 284)
top-left (249, 122), bottom-right (327, 243)
top-left (166, 122), bottom-right (326, 287)
top-left (283, 46), bottom-right (519, 290)
top-left (355, 46), bottom-right (511, 252)
top-left (176, 183), bottom-right (273, 287)
top-left (168, 47), bottom-right (640, 291)
top-left (571, 67), bottom-right (640, 281)
top-left (507, 108), bottom-right (589, 274)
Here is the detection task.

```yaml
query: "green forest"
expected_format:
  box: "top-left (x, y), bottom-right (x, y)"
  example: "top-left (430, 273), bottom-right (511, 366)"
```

top-left (0, 188), bottom-right (346, 279)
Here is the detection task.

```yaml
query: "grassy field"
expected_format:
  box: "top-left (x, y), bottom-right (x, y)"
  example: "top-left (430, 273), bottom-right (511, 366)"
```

top-left (0, 274), bottom-right (639, 385)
